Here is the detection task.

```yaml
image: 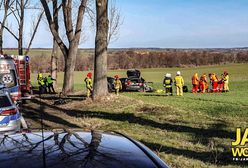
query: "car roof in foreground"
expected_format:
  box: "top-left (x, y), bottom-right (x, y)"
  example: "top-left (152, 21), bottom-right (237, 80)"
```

top-left (0, 131), bottom-right (168, 168)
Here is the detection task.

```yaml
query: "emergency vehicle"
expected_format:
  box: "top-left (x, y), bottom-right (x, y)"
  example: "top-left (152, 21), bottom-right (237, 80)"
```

top-left (0, 55), bottom-right (31, 101)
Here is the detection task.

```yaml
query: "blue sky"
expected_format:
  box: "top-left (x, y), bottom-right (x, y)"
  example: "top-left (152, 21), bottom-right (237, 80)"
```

top-left (2, 0), bottom-right (248, 48)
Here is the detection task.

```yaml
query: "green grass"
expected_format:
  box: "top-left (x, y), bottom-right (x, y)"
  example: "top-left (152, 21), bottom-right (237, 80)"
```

top-left (29, 63), bottom-right (248, 168)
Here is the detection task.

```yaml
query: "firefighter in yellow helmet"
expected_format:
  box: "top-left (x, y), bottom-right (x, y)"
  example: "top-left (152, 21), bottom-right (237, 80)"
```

top-left (113, 75), bottom-right (122, 96)
top-left (84, 72), bottom-right (93, 98)
top-left (37, 72), bottom-right (46, 94)
top-left (223, 71), bottom-right (229, 92)
top-left (174, 71), bottom-right (184, 96)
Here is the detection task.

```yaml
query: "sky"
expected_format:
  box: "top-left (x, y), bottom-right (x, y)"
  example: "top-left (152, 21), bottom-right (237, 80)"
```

top-left (2, 0), bottom-right (248, 48)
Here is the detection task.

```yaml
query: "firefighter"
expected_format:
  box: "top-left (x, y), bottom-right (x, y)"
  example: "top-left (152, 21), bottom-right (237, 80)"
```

top-left (199, 73), bottom-right (208, 93)
top-left (210, 73), bottom-right (218, 92)
top-left (223, 71), bottom-right (229, 92)
top-left (84, 72), bottom-right (93, 98)
top-left (174, 71), bottom-right (184, 96)
top-left (163, 73), bottom-right (173, 96)
top-left (113, 75), bottom-right (122, 96)
top-left (37, 72), bottom-right (46, 94)
top-left (218, 74), bottom-right (224, 92)
top-left (191, 73), bottom-right (199, 93)
top-left (47, 75), bottom-right (56, 94)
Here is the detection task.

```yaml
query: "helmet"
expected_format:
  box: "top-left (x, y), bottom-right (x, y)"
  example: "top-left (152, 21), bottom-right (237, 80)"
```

top-left (87, 72), bottom-right (92, 78)
top-left (176, 71), bottom-right (181, 75)
top-left (165, 73), bottom-right (169, 77)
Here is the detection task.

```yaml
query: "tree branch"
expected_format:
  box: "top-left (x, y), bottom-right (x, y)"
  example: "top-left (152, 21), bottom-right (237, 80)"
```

top-left (74, 0), bottom-right (87, 42)
top-left (40, 0), bottom-right (69, 58)
top-left (25, 10), bottom-right (44, 55)
top-left (3, 25), bottom-right (19, 40)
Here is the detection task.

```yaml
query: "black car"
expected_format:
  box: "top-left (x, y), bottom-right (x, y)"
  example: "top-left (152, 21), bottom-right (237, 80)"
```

top-left (107, 77), bottom-right (115, 92)
top-left (127, 69), bottom-right (141, 78)
top-left (0, 130), bottom-right (168, 168)
top-left (123, 69), bottom-right (153, 92)
top-left (107, 77), bottom-right (127, 93)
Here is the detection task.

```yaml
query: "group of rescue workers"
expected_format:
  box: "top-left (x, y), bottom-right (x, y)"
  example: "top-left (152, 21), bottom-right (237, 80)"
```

top-left (191, 71), bottom-right (229, 93)
top-left (84, 72), bottom-right (122, 98)
top-left (163, 71), bottom-right (230, 96)
top-left (37, 73), bottom-right (56, 94)
top-left (37, 70), bottom-right (229, 97)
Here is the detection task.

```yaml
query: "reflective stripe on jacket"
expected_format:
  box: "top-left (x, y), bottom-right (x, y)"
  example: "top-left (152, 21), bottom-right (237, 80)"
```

top-left (85, 77), bottom-right (93, 89)
top-left (114, 79), bottom-right (122, 89)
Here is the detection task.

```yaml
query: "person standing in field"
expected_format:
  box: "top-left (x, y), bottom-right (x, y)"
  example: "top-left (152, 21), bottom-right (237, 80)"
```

top-left (174, 71), bottom-right (184, 96)
top-left (47, 74), bottom-right (56, 94)
top-left (210, 73), bottom-right (218, 92)
top-left (223, 71), bottom-right (230, 92)
top-left (163, 73), bottom-right (173, 96)
top-left (199, 73), bottom-right (208, 93)
top-left (113, 75), bottom-right (122, 96)
top-left (191, 73), bottom-right (199, 93)
top-left (37, 72), bottom-right (46, 94)
top-left (85, 72), bottom-right (93, 98)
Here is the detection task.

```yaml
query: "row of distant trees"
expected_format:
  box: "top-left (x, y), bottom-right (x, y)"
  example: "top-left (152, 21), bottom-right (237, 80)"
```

top-left (31, 49), bottom-right (248, 72)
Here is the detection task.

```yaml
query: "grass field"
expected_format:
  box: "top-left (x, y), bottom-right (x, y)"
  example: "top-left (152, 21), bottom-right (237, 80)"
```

top-left (27, 63), bottom-right (248, 168)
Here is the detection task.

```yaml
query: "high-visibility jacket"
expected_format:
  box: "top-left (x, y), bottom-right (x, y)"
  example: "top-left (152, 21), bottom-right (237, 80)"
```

top-left (37, 73), bottom-right (43, 80)
top-left (38, 77), bottom-right (45, 86)
top-left (192, 75), bottom-right (199, 85)
top-left (200, 75), bottom-right (207, 84)
top-left (47, 76), bottom-right (55, 84)
top-left (84, 77), bottom-right (93, 89)
top-left (224, 75), bottom-right (229, 83)
top-left (174, 76), bottom-right (184, 86)
top-left (211, 74), bottom-right (218, 82)
top-left (114, 79), bottom-right (122, 89)
top-left (163, 77), bottom-right (173, 88)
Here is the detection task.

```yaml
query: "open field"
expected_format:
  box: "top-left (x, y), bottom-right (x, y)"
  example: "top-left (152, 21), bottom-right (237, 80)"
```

top-left (24, 63), bottom-right (248, 168)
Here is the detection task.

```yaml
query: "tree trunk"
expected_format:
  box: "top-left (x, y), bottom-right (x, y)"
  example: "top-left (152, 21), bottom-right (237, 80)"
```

top-left (18, 0), bottom-right (24, 55)
top-left (62, 42), bottom-right (78, 94)
top-left (50, 0), bottom-right (59, 88)
top-left (51, 40), bottom-right (59, 88)
top-left (0, 0), bottom-right (10, 55)
top-left (93, 0), bottom-right (109, 99)
top-left (0, 28), bottom-right (3, 55)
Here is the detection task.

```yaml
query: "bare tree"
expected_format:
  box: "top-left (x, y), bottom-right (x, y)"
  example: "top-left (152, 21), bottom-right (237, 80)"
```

top-left (88, 0), bottom-right (123, 46)
top-left (40, 0), bottom-right (88, 94)
top-left (0, 0), bottom-right (14, 54)
top-left (24, 10), bottom-right (44, 55)
top-left (107, 0), bottom-right (122, 46)
top-left (3, 0), bottom-right (43, 55)
top-left (93, 0), bottom-right (109, 99)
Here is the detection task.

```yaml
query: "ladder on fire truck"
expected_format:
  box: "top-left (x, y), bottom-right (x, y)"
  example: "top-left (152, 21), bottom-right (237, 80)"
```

top-left (15, 55), bottom-right (32, 99)
top-left (17, 58), bottom-right (27, 86)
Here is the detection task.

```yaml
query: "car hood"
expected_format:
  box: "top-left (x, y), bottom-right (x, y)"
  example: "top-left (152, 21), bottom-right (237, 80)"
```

top-left (0, 131), bottom-right (168, 168)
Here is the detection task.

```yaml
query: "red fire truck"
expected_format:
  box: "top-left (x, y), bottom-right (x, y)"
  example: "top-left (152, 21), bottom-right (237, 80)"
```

top-left (0, 55), bottom-right (31, 101)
